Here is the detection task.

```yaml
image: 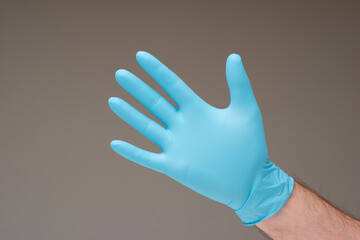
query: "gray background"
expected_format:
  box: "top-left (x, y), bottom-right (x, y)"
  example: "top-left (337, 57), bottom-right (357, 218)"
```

top-left (1, 0), bottom-right (359, 239)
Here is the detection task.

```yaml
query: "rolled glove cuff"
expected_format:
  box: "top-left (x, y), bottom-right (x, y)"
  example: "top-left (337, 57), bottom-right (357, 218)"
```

top-left (234, 162), bottom-right (294, 226)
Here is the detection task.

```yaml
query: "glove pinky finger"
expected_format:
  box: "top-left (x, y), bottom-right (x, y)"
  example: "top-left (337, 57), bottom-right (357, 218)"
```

top-left (110, 140), bottom-right (167, 174)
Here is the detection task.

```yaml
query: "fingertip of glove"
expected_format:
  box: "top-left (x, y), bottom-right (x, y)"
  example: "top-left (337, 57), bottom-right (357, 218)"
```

top-left (108, 97), bottom-right (118, 105)
top-left (110, 140), bottom-right (122, 149)
top-left (136, 50), bottom-right (147, 61)
top-left (108, 97), bottom-right (125, 110)
top-left (227, 53), bottom-right (242, 61)
top-left (115, 69), bottom-right (128, 79)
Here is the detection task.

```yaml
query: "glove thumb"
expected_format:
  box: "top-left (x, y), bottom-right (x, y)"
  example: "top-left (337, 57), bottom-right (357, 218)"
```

top-left (226, 53), bottom-right (257, 109)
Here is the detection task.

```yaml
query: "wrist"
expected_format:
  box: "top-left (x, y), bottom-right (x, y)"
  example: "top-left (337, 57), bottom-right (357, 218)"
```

top-left (256, 181), bottom-right (360, 239)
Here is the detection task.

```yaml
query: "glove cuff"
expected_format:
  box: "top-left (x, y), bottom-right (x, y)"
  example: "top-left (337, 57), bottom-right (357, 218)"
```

top-left (234, 162), bottom-right (294, 226)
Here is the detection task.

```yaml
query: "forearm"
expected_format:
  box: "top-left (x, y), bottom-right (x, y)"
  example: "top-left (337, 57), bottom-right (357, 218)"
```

top-left (256, 181), bottom-right (360, 240)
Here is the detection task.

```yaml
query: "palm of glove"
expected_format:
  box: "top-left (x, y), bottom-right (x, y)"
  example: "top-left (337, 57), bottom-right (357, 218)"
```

top-left (109, 51), bottom-right (269, 211)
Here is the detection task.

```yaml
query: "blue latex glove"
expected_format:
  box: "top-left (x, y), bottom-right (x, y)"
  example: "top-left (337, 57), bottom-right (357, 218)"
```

top-left (108, 51), bottom-right (294, 225)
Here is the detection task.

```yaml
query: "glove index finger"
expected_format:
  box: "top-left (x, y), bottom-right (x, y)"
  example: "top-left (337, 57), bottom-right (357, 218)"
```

top-left (136, 51), bottom-right (199, 109)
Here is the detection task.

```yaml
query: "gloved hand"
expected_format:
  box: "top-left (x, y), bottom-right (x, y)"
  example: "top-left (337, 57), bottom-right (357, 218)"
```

top-left (108, 51), bottom-right (294, 225)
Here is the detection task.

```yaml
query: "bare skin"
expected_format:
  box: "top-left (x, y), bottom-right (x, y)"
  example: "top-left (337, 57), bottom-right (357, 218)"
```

top-left (256, 181), bottom-right (360, 240)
